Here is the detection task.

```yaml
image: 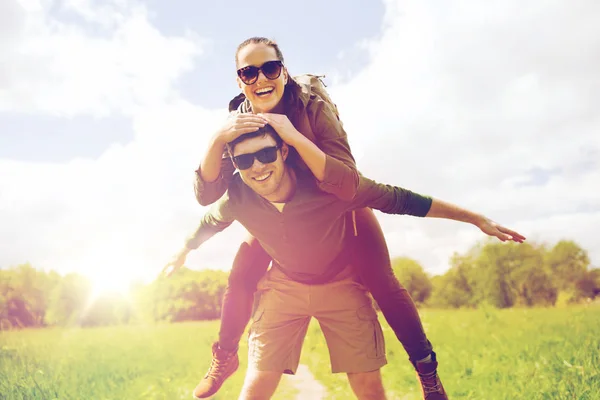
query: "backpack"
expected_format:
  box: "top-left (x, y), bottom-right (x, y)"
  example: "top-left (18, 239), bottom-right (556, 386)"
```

top-left (293, 74), bottom-right (340, 120)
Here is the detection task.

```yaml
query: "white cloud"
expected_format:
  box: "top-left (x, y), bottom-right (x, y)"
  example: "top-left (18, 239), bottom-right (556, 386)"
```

top-left (1, 0), bottom-right (599, 287)
top-left (0, 0), bottom-right (217, 284)
top-left (0, 0), bottom-right (204, 117)
top-left (0, 102), bottom-right (234, 282)
top-left (330, 0), bottom-right (600, 273)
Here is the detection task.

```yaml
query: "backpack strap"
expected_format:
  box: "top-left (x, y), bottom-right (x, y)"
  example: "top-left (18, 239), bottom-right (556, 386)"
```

top-left (228, 93), bottom-right (246, 112)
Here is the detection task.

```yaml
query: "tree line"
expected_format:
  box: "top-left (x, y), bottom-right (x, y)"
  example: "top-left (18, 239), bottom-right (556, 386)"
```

top-left (393, 239), bottom-right (599, 308)
top-left (1, 239), bottom-right (598, 330)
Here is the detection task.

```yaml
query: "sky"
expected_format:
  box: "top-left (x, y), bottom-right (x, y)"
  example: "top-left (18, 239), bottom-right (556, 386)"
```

top-left (1, 0), bottom-right (599, 290)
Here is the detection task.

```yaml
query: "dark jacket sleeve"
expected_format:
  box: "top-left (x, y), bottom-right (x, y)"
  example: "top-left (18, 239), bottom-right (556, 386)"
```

top-left (306, 97), bottom-right (360, 201)
top-left (349, 175), bottom-right (433, 217)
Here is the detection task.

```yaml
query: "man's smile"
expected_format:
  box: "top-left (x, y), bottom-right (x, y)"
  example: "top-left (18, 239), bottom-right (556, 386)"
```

top-left (253, 172), bottom-right (273, 182)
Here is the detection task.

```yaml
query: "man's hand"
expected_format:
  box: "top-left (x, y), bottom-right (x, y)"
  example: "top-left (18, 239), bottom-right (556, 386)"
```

top-left (259, 113), bottom-right (303, 146)
top-left (216, 113), bottom-right (267, 144)
top-left (161, 249), bottom-right (190, 278)
top-left (476, 217), bottom-right (526, 243)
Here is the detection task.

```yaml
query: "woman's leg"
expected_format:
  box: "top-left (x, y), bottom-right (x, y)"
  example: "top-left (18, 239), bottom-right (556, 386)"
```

top-left (351, 208), bottom-right (432, 362)
top-left (350, 208), bottom-right (447, 399)
top-left (194, 235), bottom-right (272, 399)
top-left (218, 235), bottom-right (272, 350)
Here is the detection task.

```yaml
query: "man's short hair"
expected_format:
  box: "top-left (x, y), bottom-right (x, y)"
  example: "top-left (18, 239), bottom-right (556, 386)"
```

top-left (227, 124), bottom-right (284, 155)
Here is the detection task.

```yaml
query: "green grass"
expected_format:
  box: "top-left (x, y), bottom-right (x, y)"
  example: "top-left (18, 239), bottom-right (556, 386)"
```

top-left (1, 307), bottom-right (599, 399)
top-left (0, 321), bottom-right (296, 400)
top-left (301, 305), bottom-right (600, 399)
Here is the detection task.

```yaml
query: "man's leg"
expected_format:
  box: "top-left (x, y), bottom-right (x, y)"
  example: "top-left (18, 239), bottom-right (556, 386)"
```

top-left (245, 267), bottom-right (311, 398)
top-left (313, 266), bottom-right (388, 399)
top-left (238, 368), bottom-right (282, 400)
top-left (193, 236), bottom-right (272, 399)
top-left (347, 370), bottom-right (387, 400)
top-left (351, 208), bottom-right (447, 400)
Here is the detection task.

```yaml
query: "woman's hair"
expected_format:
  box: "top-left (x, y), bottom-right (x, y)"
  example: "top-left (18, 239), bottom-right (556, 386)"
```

top-left (235, 37), bottom-right (285, 66)
top-left (234, 36), bottom-right (297, 113)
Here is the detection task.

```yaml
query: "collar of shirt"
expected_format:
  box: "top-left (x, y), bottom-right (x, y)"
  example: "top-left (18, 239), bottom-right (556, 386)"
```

top-left (232, 169), bottom-right (324, 215)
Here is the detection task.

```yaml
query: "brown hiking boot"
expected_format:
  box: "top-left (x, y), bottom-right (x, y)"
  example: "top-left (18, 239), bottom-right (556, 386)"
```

top-left (192, 342), bottom-right (239, 399)
top-left (413, 352), bottom-right (448, 400)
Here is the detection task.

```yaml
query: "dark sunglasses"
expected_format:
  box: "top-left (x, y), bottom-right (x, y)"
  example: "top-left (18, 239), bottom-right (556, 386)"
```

top-left (232, 145), bottom-right (281, 170)
top-left (237, 60), bottom-right (283, 85)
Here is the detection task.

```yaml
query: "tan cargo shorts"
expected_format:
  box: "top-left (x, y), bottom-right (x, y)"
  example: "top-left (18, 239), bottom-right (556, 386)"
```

top-left (247, 265), bottom-right (387, 375)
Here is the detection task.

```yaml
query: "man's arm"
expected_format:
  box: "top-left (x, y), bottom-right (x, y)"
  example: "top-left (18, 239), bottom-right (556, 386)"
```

top-left (350, 176), bottom-right (526, 243)
top-left (184, 210), bottom-right (234, 251)
top-left (162, 194), bottom-right (235, 277)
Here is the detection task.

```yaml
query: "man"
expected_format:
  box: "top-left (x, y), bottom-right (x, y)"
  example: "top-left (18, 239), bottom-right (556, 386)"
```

top-left (165, 124), bottom-right (525, 399)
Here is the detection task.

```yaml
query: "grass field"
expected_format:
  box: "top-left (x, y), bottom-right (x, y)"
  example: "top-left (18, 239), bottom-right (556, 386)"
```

top-left (1, 306), bottom-right (599, 399)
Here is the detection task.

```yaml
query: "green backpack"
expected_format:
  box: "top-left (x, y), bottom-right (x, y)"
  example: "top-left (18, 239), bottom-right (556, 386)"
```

top-left (293, 74), bottom-right (340, 120)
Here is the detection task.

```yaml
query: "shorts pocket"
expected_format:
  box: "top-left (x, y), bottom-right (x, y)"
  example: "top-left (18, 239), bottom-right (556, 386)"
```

top-left (357, 304), bottom-right (385, 359)
top-left (250, 307), bottom-right (265, 332)
top-left (248, 307), bottom-right (265, 360)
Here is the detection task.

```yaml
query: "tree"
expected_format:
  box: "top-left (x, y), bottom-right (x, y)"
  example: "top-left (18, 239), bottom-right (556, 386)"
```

top-left (591, 268), bottom-right (600, 297)
top-left (572, 268), bottom-right (600, 300)
top-left (133, 268), bottom-right (228, 323)
top-left (391, 257), bottom-right (432, 304)
top-left (509, 243), bottom-right (557, 307)
top-left (429, 253), bottom-right (476, 308)
top-left (545, 240), bottom-right (590, 291)
top-left (45, 273), bottom-right (92, 326)
top-left (430, 241), bottom-right (558, 309)
top-left (0, 264), bottom-right (61, 329)
top-left (474, 241), bottom-right (557, 308)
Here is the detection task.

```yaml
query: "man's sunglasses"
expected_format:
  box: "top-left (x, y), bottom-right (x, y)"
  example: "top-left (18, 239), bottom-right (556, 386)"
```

top-left (232, 145), bottom-right (280, 170)
top-left (237, 60), bottom-right (284, 85)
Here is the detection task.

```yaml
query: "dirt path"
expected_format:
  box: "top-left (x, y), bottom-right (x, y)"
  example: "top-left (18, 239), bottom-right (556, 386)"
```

top-left (284, 364), bottom-right (327, 399)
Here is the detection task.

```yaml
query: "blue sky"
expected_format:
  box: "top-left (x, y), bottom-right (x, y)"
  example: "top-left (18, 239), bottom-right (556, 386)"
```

top-left (0, 0), bottom-right (383, 163)
top-left (1, 0), bottom-right (599, 288)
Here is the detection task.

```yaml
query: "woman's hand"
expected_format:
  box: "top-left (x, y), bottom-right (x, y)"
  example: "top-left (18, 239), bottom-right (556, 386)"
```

top-left (259, 113), bottom-right (303, 146)
top-left (216, 113), bottom-right (267, 145)
top-left (476, 217), bottom-right (526, 243)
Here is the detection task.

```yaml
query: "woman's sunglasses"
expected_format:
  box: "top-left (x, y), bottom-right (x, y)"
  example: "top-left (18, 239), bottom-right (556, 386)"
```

top-left (237, 60), bottom-right (284, 85)
top-left (232, 145), bottom-right (280, 170)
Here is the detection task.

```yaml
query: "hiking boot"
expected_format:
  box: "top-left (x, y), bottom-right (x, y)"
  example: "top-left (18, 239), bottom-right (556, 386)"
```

top-left (192, 342), bottom-right (239, 399)
top-left (413, 352), bottom-right (448, 400)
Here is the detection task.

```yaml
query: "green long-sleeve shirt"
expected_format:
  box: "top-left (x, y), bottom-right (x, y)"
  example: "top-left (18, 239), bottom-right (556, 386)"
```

top-left (186, 171), bottom-right (432, 284)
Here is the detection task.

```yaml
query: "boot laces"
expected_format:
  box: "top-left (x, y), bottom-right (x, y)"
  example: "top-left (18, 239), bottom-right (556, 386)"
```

top-left (420, 371), bottom-right (442, 393)
top-left (206, 351), bottom-right (230, 380)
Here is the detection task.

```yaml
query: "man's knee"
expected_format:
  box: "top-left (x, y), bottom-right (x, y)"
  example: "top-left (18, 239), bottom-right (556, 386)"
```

top-left (239, 369), bottom-right (282, 400)
top-left (347, 369), bottom-right (387, 400)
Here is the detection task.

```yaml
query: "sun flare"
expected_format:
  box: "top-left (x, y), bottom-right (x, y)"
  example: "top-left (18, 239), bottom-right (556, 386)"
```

top-left (89, 275), bottom-right (133, 298)
top-left (82, 257), bottom-right (158, 300)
